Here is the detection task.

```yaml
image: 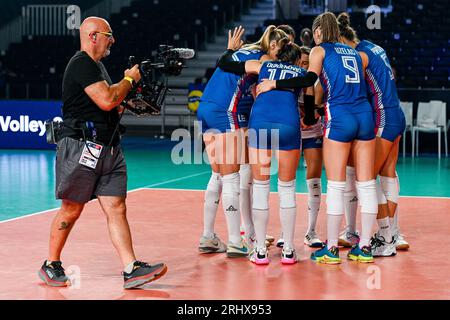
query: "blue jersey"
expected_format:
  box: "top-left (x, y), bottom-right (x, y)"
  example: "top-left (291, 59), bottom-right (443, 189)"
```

top-left (200, 49), bottom-right (264, 113)
top-left (356, 40), bottom-right (400, 110)
top-left (251, 61), bottom-right (305, 127)
top-left (319, 43), bottom-right (370, 113)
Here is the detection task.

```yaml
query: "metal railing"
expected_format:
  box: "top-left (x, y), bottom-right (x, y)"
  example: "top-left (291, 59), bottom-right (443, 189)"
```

top-left (0, 0), bottom-right (132, 51)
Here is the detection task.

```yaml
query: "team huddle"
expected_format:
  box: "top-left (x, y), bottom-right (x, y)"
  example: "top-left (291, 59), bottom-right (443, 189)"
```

top-left (196, 12), bottom-right (409, 265)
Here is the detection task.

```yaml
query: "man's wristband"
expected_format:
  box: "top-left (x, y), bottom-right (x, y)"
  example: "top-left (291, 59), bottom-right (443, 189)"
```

top-left (124, 76), bottom-right (135, 86)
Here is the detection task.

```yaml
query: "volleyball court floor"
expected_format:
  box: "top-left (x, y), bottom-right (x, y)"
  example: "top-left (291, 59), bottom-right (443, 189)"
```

top-left (0, 137), bottom-right (449, 300)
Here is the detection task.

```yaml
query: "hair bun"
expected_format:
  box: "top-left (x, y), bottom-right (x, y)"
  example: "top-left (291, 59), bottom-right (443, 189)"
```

top-left (337, 12), bottom-right (350, 28)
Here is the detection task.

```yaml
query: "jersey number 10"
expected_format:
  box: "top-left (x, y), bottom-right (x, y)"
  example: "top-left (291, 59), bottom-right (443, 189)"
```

top-left (267, 68), bottom-right (299, 80)
top-left (341, 56), bottom-right (360, 83)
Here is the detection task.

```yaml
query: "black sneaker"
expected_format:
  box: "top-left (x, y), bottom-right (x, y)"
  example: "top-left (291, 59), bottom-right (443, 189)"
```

top-left (123, 261), bottom-right (167, 289)
top-left (38, 260), bottom-right (70, 287)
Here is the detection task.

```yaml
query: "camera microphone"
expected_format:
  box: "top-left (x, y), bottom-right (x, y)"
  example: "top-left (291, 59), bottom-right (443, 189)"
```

top-left (169, 48), bottom-right (195, 59)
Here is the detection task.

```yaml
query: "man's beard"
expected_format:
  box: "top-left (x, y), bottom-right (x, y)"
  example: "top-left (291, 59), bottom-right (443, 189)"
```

top-left (103, 45), bottom-right (112, 58)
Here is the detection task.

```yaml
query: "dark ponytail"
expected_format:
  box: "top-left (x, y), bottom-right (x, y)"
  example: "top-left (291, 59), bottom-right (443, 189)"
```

top-left (276, 41), bottom-right (302, 64)
top-left (337, 12), bottom-right (359, 42)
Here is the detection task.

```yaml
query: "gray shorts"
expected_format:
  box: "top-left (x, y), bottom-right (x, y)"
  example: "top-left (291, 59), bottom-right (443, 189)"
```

top-left (55, 137), bottom-right (127, 204)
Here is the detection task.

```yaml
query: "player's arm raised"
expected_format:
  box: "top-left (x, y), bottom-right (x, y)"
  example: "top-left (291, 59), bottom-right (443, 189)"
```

top-left (217, 26), bottom-right (262, 75)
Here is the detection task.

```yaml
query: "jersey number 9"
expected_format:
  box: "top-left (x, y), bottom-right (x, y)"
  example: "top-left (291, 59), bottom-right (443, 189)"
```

top-left (341, 56), bottom-right (360, 84)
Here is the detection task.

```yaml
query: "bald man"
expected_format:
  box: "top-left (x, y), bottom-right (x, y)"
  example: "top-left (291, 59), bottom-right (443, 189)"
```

top-left (38, 17), bottom-right (167, 289)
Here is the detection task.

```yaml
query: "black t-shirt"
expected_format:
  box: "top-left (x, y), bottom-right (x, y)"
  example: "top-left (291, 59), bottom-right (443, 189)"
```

top-left (61, 51), bottom-right (120, 144)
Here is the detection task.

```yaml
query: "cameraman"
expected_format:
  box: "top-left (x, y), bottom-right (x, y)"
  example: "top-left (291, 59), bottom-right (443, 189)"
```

top-left (38, 17), bottom-right (167, 289)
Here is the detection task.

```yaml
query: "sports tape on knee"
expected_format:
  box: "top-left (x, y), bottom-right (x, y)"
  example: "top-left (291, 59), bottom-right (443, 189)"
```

top-left (252, 179), bottom-right (270, 210)
top-left (239, 164), bottom-right (252, 190)
top-left (380, 176), bottom-right (399, 203)
top-left (278, 179), bottom-right (296, 209)
top-left (326, 180), bottom-right (346, 215)
top-left (356, 179), bottom-right (378, 214)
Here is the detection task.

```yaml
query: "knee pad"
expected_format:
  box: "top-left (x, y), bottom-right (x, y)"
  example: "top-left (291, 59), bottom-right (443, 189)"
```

top-left (376, 178), bottom-right (387, 205)
top-left (395, 172), bottom-right (400, 193)
top-left (278, 179), bottom-right (296, 209)
top-left (356, 179), bottom-right (378, 214)
top-left (206, 171), bottom-right (222, 194)
top-left (239, 164), bottom-right (252, 190)
top-left (380, 176), bottom-right (399, 203)
top-left (306, 178), bottom-right (321, 203)
top-left (326, 180), bottom-right (346, 215)
top-left (221, 172), bottom-right (240, 196)
top-left (252, 179), bottom-right (270, 210)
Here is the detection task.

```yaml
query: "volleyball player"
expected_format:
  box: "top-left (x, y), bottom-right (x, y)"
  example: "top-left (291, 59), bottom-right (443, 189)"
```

top-left (218, 34), bottom-right (315, 265)
top-left (337, 13), bottom-right (408, 256)
top-left (277, 24), bottom-right (296, 41)
top-left (257, 12), bottom-right (378, 264)
top-left (236, 25), bottom-right (295, 247)
top-left (276, 46), bottom-right (324, 249)
top-left (197, 26), bottom-right (288, 256)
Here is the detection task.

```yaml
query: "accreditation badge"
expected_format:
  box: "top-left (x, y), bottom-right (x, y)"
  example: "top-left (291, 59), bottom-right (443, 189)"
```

top-left (78, 141), bottom-right (103, 169)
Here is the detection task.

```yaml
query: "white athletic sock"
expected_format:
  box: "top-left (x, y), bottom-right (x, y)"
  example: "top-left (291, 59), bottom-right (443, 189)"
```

top-left (392, 174), bottom-right (400, 232)
top-left (326, 180), bottom-right (346, 249)
top-left (377, 217), bottom-right (392, 242)
top-left (239, 164), bottom-right (254, 238)
top-left (344, 166), bottom-right (357, 233)
top-left (202, 172), bottom-right (222, 238)
top-left (278, 179), bottom-right (297, 249)
top-left (306, 178), bottom-right (321, 233)
top-left (252, 179), bottom-right (270, 249)
top-left (392, 207), bottom-right (399, 232)
top-left (360, 212), bottom-right (377, 247)
top-left (327, 214), bottom-right (342, 249)
top-left (356, 180), bottom-right (378, 248)
top-left (124, 260), bottom-right (137, 274)
top-left (221, 172), bottom-right (241, 245)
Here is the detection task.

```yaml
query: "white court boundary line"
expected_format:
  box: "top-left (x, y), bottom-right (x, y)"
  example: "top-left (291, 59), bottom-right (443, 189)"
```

top-left (0, 172), bottom-right (210, 224)
top-left (141, 187), bottom-right (450, 200)
top-left (1, 171), bottom-right (449, 224)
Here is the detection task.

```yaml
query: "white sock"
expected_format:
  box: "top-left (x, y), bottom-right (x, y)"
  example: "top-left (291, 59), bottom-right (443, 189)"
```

top-left (327, 214), bottom-right (342, 249)
top-left (278, 179), bottom-right (297, 249)
top-left (377, 217), bottom-right (392, 242)
top-left (360, 212), bottom-right (377, 247)
top-left (344, 166), bottom-right (357, 233)
top-left (357, 179), bottom-right (378, 248)
top-left (203, 172), bottom-right (222, 238)
top-left (221, 172), bottom-right (241, 245)
top-left (252, 179), bottom-right (270, 249)
top-left (326, 180), bottom-right (346, 249)
top-left (239, 164), bottom-right (254, 238)
top-left (306, 178), bottom-right (321, 233)
top-left (392, 207), bottom-right (399, 232)
top-left (392, 175), bottom-right (400, 232)
top-left (124, 260), bottom-right (137, 274)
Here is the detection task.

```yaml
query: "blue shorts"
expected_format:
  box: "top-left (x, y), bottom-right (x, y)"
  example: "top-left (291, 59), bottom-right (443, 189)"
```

top-left (375, 107), bottom-right (406, 142)
top-left (197, 101), bottom-right (249, 133)
top-left (248, 121), bottom-right (301, 151)
top-left (302, 137), bottom-right (323, 150)
top-left (324, 105), bottom-right (375, 142)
